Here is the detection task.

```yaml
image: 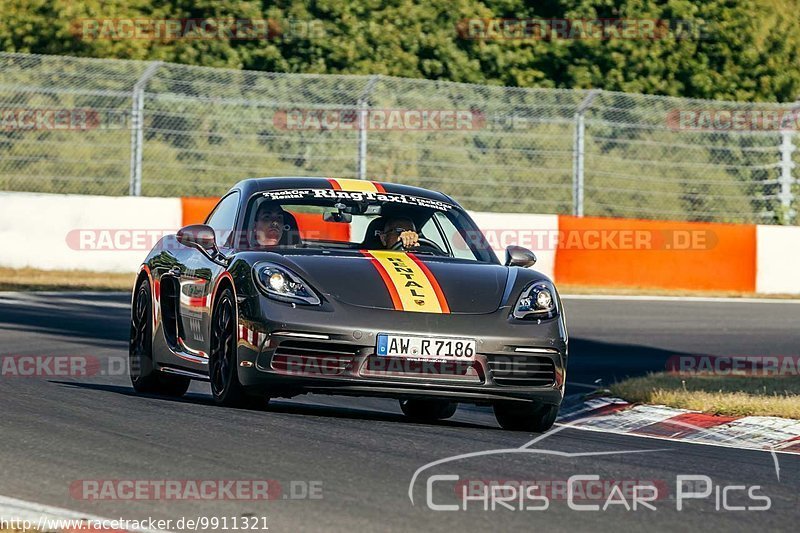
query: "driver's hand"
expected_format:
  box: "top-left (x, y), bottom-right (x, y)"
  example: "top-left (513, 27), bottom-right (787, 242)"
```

top-left (399, 230), bottom-right (419, 248)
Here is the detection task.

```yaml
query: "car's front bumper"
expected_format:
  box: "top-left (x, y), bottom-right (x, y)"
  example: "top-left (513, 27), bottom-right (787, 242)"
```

top-left (235, 296), bottom-right (568, 405)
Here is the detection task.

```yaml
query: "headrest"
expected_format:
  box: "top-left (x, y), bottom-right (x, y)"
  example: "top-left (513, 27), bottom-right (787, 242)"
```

top-left (361, 217), bottom-right (386, 249)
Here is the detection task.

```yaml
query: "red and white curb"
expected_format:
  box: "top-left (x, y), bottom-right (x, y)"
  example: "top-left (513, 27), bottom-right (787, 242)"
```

top-left (558, 397), bottom-right (800, 454)
top-left (0, 494), bottom-right (172, 532)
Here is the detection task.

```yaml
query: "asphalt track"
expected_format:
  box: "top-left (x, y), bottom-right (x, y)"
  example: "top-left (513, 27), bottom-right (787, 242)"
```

top-left (0, 292), bottom-right (798, 532)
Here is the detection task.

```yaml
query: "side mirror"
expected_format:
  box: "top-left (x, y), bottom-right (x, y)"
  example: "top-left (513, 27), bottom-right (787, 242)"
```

top-left (176, 224), bottom-right (217, 250)
top-left (505, 245), bottom-right (537, 268)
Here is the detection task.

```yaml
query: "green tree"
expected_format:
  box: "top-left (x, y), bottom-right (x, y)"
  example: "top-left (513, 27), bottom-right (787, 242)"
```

top-left (1, 0), bottom-right (798, 102)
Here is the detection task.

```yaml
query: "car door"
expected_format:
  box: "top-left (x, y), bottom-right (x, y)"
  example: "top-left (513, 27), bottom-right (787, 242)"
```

top-left (177, 191), bottom-right (240, 359)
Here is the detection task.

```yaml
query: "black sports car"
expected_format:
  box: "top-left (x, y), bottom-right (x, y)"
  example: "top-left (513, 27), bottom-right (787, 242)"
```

top-left (130, 177), bottom-right (568, 431)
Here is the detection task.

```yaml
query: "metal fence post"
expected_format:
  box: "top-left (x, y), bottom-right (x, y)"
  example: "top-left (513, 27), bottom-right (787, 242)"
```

top-left (356, 75), bottom-right (380, 180)
top-left (779, 129), bottom-right (796, 224)
top-left (128, 61), bottom-right (162, 196)
top-left (572, 113), bottom-right (586, 217)
top-left (572, 90), bottom-right (600, 217)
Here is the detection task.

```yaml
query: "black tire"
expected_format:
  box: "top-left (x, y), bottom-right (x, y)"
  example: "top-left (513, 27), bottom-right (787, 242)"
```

top-left (129, 277), bottom-right (190, 397)
top-left (399, 399), bottom-right (458, 421)
top-left (493, 401), bottom-right (559, 432)
top-left (209, 288), bottom-right (267, 409)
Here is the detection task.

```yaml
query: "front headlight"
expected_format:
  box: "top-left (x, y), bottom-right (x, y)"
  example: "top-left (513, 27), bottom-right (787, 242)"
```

top-left (253, 262), bottom-right (321, 305)
top-left (513, 281), bottom-right (558, 320)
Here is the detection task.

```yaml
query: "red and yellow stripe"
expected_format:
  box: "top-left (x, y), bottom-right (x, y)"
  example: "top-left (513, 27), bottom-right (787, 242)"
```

top-left (361, 250), bottom-right (450, 313)
top-left (327, 178), bottom-right (386, 193)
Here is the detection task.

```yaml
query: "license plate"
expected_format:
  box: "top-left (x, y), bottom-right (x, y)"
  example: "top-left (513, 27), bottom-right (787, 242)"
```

top-left (376, 334), bottom-right (476, 360)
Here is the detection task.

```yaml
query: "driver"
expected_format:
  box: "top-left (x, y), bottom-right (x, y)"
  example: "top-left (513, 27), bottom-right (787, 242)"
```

top-left (379, 217), bottom-right (420, 249)
top-left (254, 202), bottom-right (288, 247)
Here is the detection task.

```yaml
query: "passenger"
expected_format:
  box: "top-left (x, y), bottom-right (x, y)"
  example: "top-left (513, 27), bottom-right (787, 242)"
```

top-left (254, 202), bottom-right (289, 246)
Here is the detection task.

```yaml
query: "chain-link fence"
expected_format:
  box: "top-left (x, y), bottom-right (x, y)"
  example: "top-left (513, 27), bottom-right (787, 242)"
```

top-left (1, 52), bottom-right (797, 224)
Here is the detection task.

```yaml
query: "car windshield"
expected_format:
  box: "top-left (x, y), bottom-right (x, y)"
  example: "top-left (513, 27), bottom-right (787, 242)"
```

top-left (241, 189), bottom-right (496, 262)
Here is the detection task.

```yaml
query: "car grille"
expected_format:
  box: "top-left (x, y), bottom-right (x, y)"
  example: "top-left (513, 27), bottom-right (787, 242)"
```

top-left (361, 356), bottom-right (484, 382)
top-left (486, 354), bottom-right (557, 387)
top-left (270, 340), bottom-right (359, 377)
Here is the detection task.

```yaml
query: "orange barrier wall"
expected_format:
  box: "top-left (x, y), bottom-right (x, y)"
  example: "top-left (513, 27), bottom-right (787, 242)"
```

top-left (181, 197), bottom-right (218, 226)
top-left (292, 212), bottom-right (350, 242)
top-left (180, 198), bottom-right (350, 241)
top-left (554, 216), bottom-right (757, 292)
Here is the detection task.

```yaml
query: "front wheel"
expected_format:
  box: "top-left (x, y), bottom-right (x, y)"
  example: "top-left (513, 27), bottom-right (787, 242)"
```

top-left (493, 402), bottom-right (558, 432)
top-left (209, 288), bottom-right (266, 409)
top-left (129, 277), bottom-right (190, 397)
top-left (399, 399), bottom-right (458, 421)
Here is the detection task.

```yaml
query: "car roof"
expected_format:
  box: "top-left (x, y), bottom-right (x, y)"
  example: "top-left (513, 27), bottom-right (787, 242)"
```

top-left (229, 177), bottom-right (457, 206)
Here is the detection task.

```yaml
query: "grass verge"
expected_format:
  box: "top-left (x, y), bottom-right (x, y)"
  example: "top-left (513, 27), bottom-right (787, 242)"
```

top-left (610, 372), bottom-right (800, 419)
top-left (0, 267), bottom-right (134, 292)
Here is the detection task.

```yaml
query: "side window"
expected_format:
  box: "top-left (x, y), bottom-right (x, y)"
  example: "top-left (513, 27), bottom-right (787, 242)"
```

top-left (420, 217), bottom-right (448, 253)
top-left (205, 192), bottom-right (240, 247)
top-left (433, 212), bottom-right (479, 261)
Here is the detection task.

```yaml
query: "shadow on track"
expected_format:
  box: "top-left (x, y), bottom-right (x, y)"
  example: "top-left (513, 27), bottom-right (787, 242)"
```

top-left (0, 293), bottom-right (129, 344)
top-left (568, 337), bottom-right (691, 385)
top-left (49, 380), bottom-right (491, 430)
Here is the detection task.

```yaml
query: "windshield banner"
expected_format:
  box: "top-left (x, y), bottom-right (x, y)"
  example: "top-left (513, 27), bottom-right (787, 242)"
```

top-left (261, 189), bottom-right (454, 212)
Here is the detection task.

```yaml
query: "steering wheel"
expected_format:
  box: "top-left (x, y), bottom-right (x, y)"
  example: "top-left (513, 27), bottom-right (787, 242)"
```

top-left (390, 236), bottom-right (445, 255)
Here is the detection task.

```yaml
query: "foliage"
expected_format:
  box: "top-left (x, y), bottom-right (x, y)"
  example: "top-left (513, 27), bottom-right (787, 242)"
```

top-left (1, 0), bottom-right (799, 102)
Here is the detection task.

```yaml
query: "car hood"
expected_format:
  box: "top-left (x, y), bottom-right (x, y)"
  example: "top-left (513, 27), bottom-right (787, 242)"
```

top-left (278, 250), bottom-right (509, 315)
